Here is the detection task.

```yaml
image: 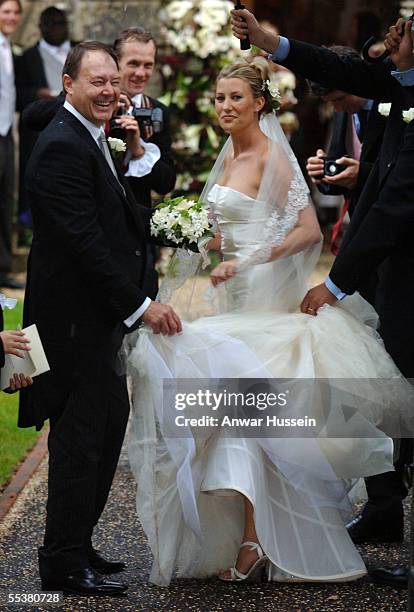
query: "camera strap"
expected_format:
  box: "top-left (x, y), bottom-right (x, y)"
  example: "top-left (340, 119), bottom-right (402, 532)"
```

top-left (331, 198), bottom-right (350, 256)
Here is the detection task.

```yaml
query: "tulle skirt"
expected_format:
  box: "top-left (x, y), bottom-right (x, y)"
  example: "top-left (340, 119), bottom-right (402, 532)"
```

top-left (128, 301), bottom-right (409, 585)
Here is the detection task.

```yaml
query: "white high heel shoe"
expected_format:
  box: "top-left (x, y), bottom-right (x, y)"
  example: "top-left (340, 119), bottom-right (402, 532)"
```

top-left (218, 541), bottom-right (268, 582)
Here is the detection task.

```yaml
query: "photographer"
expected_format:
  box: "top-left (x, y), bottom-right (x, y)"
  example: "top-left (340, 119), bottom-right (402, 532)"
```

top-left (113, 28), bottom-right (176, 298)
top-left (306, 46), bottom-right (386, 227)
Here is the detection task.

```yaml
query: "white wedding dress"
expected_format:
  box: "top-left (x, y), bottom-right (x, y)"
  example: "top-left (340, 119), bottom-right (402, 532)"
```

top-left (127, 182), bottom-right (409, 586)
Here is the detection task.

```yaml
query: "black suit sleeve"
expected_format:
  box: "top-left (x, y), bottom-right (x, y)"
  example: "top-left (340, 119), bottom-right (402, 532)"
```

top-left (330, 122), bottom-right (414, 294)
top-left (31, 139), bottom-right (148, 320)
top-left (282, 40), bottom-right (400, 101)
top-left (21, 95), bottom-right (64, 132)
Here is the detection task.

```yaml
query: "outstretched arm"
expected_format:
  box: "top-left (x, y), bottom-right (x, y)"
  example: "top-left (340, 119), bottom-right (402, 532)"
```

top-left (231, 8), bottom-right (400, 101)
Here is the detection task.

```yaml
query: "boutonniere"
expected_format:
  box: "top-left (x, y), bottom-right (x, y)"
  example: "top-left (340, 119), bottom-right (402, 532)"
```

top-left (107, 137), bottom-right (127, 158)
top-left (378, 103), bottom-right (391, 118)
top-left (402, 108), bottom-right (414, 124)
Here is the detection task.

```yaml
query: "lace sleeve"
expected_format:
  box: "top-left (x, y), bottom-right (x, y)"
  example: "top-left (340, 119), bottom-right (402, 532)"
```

top-left (237, 152), bottom-right (311, 272)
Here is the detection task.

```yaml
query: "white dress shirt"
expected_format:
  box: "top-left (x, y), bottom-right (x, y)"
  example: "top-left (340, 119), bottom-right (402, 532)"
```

top-left (124, 93), bottom-right (161, 178)
top-left (39, 38), bottom-right (70, 64)
top-left (0, 32), bottom-right (15, 136)
top-left (39, 38), bottom-right (71, 96)
top-left (63, 100), bottom-right (151, 323)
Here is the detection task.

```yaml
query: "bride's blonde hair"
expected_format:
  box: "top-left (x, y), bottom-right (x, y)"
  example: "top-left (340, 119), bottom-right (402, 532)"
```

top-left (217, 57), bottom-right (274, 117)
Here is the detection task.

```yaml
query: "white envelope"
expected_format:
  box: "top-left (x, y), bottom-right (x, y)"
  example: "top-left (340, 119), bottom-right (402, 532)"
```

top-left (1, 324), bottom-right (50, 390)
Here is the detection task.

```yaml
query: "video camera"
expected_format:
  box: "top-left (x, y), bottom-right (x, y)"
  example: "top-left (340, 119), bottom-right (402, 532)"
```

top-left (109, 105), bottom-right (163, 140)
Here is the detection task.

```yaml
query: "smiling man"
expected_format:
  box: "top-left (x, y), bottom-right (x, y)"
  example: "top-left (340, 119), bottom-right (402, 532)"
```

top-left (19, 41), bottom-right (181, 596)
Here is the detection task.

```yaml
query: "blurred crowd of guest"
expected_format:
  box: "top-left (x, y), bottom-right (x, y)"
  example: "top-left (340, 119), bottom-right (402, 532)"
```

top-left (0, 1), bottom-right (72, 289)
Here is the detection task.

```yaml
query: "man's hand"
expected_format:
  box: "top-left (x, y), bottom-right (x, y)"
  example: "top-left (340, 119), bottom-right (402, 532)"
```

top-left (300, 283), bottom-right (338, 315)
top-left (323, 157), bottom-right (360, 190)
top-left (385, 18), bottom-right (414, 71)
top-left (306, 149), bottom-right (326, 185)
top-left (115, 115), bottom-right (145, 159)
top-left (118, 92), bottom-right (132, 114)
top-left (210, 260), bottom-right (238, 287)
top-left (0, 330), bottom-right (31, 358)
top-left (141, 301), bottom-right (182, 335)
top-left (230, 8), bottom-right (279, 53)
top-left (8, 373), bottom-right (33, 392)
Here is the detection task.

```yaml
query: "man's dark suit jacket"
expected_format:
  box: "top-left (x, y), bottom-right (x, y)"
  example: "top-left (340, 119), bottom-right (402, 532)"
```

top-left (282, 40), bottom-right (414, 377)
top-left (18, 106), bottom-right (150, 429)
top-left (22, 94), bottom-right (176, 297)
top-left (320, 104), bottom-right (386, 216)
top-left (21, 93), bottom-right (176, 208)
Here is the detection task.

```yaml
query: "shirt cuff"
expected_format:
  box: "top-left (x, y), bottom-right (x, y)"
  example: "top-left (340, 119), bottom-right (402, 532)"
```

top-left (391, 67), bottom-right (414, 86)
top-left (123, 297), bottom-right (151, 327)
top-left (125, 140), bottom-right (161, 178)
top-left (324, 277), bottom-right (347, 300)
top-left (268, 36), bottom-right (291, 63)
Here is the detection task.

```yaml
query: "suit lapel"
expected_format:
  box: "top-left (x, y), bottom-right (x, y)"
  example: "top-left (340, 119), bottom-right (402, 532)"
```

top-left (378, 100), bottom-right (407, 183)
top-left (58, 108), bottom-right (146, 237)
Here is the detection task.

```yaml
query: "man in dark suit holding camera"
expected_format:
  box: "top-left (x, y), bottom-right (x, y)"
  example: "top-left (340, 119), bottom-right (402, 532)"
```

top-left (306, 46), bottom-right (386, 223)
top-left (18, 41), bottom-right (181, 596)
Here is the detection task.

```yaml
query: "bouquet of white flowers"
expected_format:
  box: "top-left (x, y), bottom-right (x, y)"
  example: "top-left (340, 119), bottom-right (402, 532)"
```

top-left (150, 196), bottom-right (214, 252)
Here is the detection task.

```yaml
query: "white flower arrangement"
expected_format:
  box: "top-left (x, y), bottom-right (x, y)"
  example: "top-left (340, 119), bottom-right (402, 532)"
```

top-left (150, 196), bottom-right (214, 249)
top-left (108, 137), bottom-right (127, 155)
top-left (402, 108), bottom-right (414, 123)
top-left (161, 0), bottom-right (240, 60)
top-left (378, 103), bottom-right (392, 117)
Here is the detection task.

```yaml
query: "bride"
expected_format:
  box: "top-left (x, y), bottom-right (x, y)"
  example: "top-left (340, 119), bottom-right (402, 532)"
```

top-left (127, 57), bottom-right (409, 586)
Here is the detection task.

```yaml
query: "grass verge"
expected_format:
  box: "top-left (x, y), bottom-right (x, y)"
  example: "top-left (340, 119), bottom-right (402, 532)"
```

top-left (0, 301), bottom-right (41, 489)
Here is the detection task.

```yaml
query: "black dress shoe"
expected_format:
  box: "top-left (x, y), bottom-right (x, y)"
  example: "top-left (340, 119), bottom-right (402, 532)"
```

top-left (346, 512), bottom-right (404, 544)
top-left (0, 276), bottom-right (25, 290)
top-left (88, 548), bottom-right (126, 574)
top-left (41, 567), bottom-right (128, 596)
top-left (369, 566), bottom-right (408, 587)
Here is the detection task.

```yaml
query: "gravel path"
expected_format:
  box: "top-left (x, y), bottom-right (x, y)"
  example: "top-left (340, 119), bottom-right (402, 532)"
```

top-left (0, 445), bottom-right (409, 612)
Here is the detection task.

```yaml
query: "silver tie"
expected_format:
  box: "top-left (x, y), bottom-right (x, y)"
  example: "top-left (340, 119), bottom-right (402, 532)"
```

top-left (97, 133), bottom-right (126, 196)
top-left (97, 132), bottom-right (118, 177)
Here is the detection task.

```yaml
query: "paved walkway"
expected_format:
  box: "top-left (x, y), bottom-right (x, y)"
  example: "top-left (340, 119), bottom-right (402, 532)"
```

top-left (0, 444), bottom-right (409, 612)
